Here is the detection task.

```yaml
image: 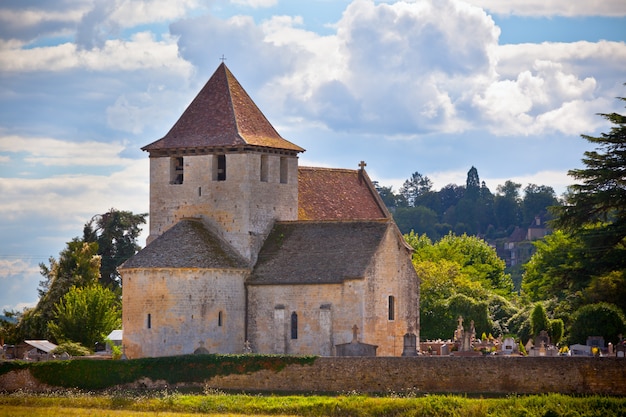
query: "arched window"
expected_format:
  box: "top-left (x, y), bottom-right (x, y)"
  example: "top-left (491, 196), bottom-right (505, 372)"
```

top-left (388, 296), bottom-right (395, 321)
top-left (291, 312), bottom-right (298, 339)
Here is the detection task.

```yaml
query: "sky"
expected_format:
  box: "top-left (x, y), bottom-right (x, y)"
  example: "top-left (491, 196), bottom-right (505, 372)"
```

top-left (0, 0), bottom-right (625, 313)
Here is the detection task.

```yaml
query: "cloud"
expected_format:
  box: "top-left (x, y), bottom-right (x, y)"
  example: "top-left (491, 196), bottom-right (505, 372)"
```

top-left (465, 0), bottom-right (626, 17)
top-left (0, 134), bottom-right (126, 166)
top-left (232, 0), bottom-right (278, 8)
top-left (0, 32), bottom-right (193, 74)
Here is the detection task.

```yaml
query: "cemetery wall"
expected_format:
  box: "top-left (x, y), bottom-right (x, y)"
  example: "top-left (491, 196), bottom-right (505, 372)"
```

top-left (2, 356), bottom-right (625, 395)
top-left (206, 356), bottom-right (626, 396)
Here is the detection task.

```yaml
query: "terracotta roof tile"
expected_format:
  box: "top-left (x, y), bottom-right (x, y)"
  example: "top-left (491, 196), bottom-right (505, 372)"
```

top-left (142, 63), bottom-right (303, 153)
top-left (298, 166), bottom-right (389, 221)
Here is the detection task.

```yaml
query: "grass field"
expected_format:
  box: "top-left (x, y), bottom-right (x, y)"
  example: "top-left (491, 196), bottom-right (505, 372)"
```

top-left (1, 390), bottom-right (625, 417)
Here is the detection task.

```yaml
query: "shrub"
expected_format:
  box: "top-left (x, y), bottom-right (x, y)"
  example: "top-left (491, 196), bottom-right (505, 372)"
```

top-left (52, 341), bottom-right (91, 356)
top-left (568, 302), bottom-right (626, 345)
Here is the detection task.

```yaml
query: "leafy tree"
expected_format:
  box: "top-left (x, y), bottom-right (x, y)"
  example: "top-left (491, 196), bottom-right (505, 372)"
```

top-left (408, 232), bottom-right (517, 340)
top-left (439, 183), bottom-right (464, 212)
top-left (48, 284), bottom-right (121, 349)
top-left (552, 96), bottom-right (626, 276)
top-left (19, 239), bottom-right (101, 339)
top-left (494, 181), bottom-right (522, 230)
top-left (83, 209), bottom-right (147, 289)
top-left (522, 230), bottom-right (591, 304)
top-left (522, 184), bottom-right (558, 225)
top-left (567, 302), bottom-right (626, 345)
top-left (530, 303), bottom-right (550, 337)
top-left (394, 206), bottom-right (439, 237)
top-left (550, 318), bottom-right (564, 345)
top-left (0, 310), bottom-right (21, 345)
top-left (399, 171), bottom-right (433, 207)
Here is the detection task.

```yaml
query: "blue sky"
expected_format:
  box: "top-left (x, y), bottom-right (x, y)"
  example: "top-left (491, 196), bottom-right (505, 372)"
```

top-left (0, 0), bottom-right (625, 313)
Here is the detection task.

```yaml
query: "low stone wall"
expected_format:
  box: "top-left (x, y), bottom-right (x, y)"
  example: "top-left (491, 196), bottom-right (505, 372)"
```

top-left (206, 357), bottom-right (626, 396)
top-left (2, 356), bottom-right (625, 395)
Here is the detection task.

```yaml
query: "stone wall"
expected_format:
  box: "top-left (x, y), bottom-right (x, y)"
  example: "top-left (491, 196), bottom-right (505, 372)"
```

top-left (205, 357), bottom-right (626, 396)
top-left (2, 357), bottom-right (625, 395)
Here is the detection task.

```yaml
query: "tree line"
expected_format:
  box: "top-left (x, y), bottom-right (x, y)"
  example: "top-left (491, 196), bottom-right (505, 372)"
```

top-left (375, 168), bottom-right (559, 240)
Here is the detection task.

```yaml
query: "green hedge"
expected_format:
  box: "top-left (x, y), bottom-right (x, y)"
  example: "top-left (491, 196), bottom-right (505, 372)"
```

top-left (0, 354), bottom-right (317, 390)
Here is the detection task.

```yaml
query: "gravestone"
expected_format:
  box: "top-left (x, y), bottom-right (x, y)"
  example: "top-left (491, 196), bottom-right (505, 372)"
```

top-left (335, 325), bottom-right (378, 356)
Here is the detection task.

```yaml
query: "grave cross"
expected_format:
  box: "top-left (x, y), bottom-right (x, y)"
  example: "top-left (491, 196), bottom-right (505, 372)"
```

top-left (352, 324), bottom-right (359, 342)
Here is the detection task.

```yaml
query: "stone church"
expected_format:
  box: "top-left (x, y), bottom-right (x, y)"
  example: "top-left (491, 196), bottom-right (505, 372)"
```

top-left (120, 63), bottom-right (420, 358)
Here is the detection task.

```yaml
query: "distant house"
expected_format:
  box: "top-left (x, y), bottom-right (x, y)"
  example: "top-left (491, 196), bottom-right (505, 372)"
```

top-left (119, 63), bottom-right (420, 359)
top-left (526, 216), bottom-right (549, 241)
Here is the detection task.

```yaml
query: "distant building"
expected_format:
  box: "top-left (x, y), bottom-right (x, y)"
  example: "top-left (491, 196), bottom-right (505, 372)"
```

top-left (120, 64), bottom-right (420, 358)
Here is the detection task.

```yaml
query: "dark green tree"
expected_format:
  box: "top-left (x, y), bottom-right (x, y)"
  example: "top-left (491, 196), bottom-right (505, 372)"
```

top-left (550, 318), bottom-right (564, 345)
top-left (522, 184), bottom-right (558, 225)
top-left (83, 209), bottom-right (147, 289)
top-left (552, 95), bottom-right (626, 276)
top-left (568, 302), bottom-right (626, 345)
top-left (465, 166), bottom-right (480, 200)
top-left (494, 181), bottom-right (522, 230)
top-left (530, 303), bottom-right (550, 337)
top-left (399, 171), bottom-right (433, 207)
top-left (394, 206), bottom-right (439, 238)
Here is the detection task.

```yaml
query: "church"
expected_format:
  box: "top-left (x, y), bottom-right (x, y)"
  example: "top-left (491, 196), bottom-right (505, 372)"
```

top-left (119, 63), bottom-right (420, 358)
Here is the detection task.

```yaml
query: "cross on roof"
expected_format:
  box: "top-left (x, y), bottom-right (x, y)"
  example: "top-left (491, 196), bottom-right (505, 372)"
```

top-left (220, 54), bottom-right (227, 63)
top-left (352, 324), bottom-right (359, 342)
top-left (358, 161), bottom-right (367, 171)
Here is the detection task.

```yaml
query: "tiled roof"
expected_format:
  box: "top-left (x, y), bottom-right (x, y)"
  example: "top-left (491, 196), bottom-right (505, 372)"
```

top-left (298, 166), bottom-right (389, 221)
top-left (248, 220), bottom-right (391, 285)
top-left (120, 218), bottom-right (249, 270)
top-left (142, 63), bottom-right (304, 153)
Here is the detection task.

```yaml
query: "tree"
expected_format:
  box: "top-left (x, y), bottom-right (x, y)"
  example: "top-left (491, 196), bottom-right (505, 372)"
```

top-left (399, 172), bottom-right (433, 207)
top-left (83, 209), bottom-right (147, 289)
top-left (522, 184), bottom-right (558, 225)
top-left (494, 181), bottom-right (522, 230)
top-left (567, 302), bottom-right (626, 345)
top-left (465, 166), bottom-right (480, 200)
top-left (20, 239), bottom-right (101, 339)
top-left (550, 318), bottom-right (564, 345)
top-left (530, 303), bottom-right (550, 338)
top-left (48, 284), bottom-right (121, 349)
top-left (552, 95), bottom-right (626, 275)
top-left (407, 232), bottom-right (517, 340)
top-left (394, 206), bottom-right (439, 237)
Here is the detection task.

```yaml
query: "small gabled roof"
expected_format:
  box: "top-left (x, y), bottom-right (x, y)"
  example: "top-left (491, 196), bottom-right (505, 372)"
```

top-left (142, 63), bottom-right (304, 154)
top-left (298, 166), bottom-right (390, 221)
top-left (248, 220), bottom-right (391, 285)
top-left (120, 218), bottom-right (249, 270)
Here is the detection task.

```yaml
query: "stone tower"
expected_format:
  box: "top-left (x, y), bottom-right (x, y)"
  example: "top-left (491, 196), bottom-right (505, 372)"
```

top-left (141, 63), bottom-right (304, 263)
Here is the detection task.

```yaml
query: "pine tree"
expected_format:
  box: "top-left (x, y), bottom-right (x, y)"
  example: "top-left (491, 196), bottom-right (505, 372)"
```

top-left (552, 95), bottom-right (626, 273)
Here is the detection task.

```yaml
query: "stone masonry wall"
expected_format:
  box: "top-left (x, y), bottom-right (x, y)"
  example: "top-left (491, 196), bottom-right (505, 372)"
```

top-left (206, 356), bottom-right (626, 396)
top-left (2, 357), bottom-right (625, 395)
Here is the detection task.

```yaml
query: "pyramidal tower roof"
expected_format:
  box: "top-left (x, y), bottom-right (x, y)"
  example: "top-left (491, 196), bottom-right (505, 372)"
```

top-left (142, 63), bottom-right (304, 154)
